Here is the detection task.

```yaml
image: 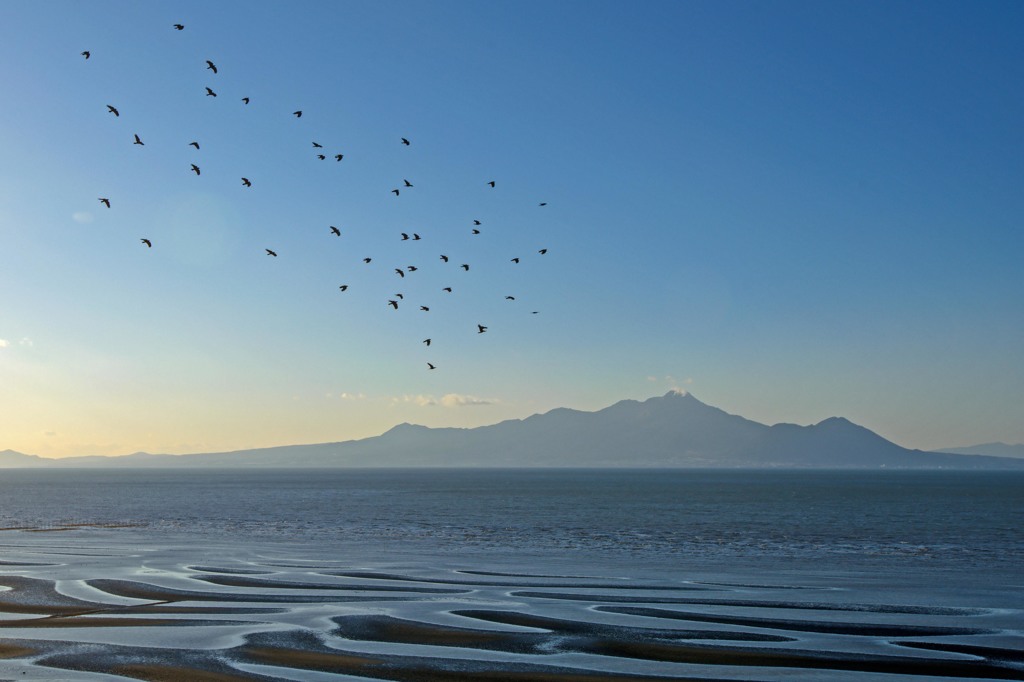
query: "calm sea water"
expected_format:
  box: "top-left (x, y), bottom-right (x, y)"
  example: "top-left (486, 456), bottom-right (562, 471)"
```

top-left (1, 468), bottom-right (1021, 576)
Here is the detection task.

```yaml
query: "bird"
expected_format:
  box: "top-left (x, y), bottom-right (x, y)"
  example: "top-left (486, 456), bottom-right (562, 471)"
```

top-left (330, 226), bottom-right (341, 236)
top-left (477, 325), bottom-right (488, 333)
top-left (316, 154), bottom-right (326, 160)
top-left (511, 257), bottom-right (520, 263)
top-left (401, 233), bottom-right (409, 240)
top-left (442, 287), bottom-right (452, 293)
top-left (395, 269), bottom-right (405, 278)
top-left (293, 110), bottom-right (302, 117)
top-left (407, 265), bottom-right (418, 272)
top-left (363, 257), bottom-right (372, 263)
top-left (173, 23), bottom-right (184, 30)
top-left (98, 197), bottom-right (110, 208)
top-left (266, 249), bottom-right (277, 257)
top-left (472, 229), bottom-right (480, 234)
top-left (339, 285), bottom-right (348, 291)
top-left (107, 104), bottom-right (119, 116)
top-left (189, 141), bottom-right (200, 149)
top-left (140, 238), bottom-right (151, 247)
top-left (487, 181), bottom-right (495, 187)
top-left (401, 137), bottom-right (410, 146)
top-left (395, 293), bottom-right (404, 299)
top-left (427, 363), bottom-right (436, 370)
top-left (391, 189), bottom-right (400, 196)
top-left (388, 300), bottom-right (398, 309)
top-left (538, 248), bottom-right (548, 254)
top-left (335, 154), bottom-right (343, 161)
top-left (403, 179), bottom-right (413, 187)
top-left (133, 134), bottom-right (144, 146)
top-left (412, 233), bottom-right (421, 240)
top-left (205, 87), bottom-right (217, 97)
top-left (473, 220), bottom-right (481, 225)
top-left (420, 306), bottom-right (429, 312)
top-left (191, 164), bottom-right (201, 175)
top-left (242, 97), bottom-right (250, 105)
top-left (440, 255), bottom-right (449, 262)
top-left (241, 177), bottom-right (251, 186)
top-left (461, 264), bottom-right (470, 271)
top-left (81, 51), bottom-right (90, 59)
top-left (505, 296), bottom-right (516, 300)
top-left (206, 60), bottom-right (217, 74)
top-left (423, 339), bottom-right (431, 346)
top-left (312, 142), bottom-right (322, 148)
top-left (539, 202), bottom-right (547, 206)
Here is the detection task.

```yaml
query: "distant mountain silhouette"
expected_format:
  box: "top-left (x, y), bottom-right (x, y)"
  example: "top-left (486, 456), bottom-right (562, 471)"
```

top-left (3, 392), bottom-right (1023, 469)
top-left (932, 442), bottom-right (1024, 459)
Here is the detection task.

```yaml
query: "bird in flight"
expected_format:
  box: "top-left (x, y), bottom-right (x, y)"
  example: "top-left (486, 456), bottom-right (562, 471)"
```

top-left (511, 257), bottom-right (520, 263)
top-left (461, 264), bottom-right (470, 271)
top-left (538, 248), bottom-right (548, 254)
top-left (391, 189), bottom-right (400, 196)
top-left (330, 226), bottom-right (341, 236)
top-left (388, 300), bottom-right (399, 309)
top-left (487, 181), bottom-right (495, 187)
top-left (206, 60), bottom-right (217, 74)
top-left (293, 110), bottom-right (302, 117)
top-left (412, 233), bottom-right (421, 240)
top-left (442, 287), bottom-right (452, 293)
top-left (339, 285), bottom-right (348, 291)
top-left (477, 325), bottom-right (488, 334)
top-left (395, 269), bottom-right (405, 278)
top-left (472, 229), bottom-right (480, 235)
top-left (140, 238), bottom-right (152, 247)
top-left (107, 105), bottom-right (119, 116)
top-left (99, 197), bottom-right (110, 208)
top-left (440, 255), bottom-right (449, 262)
top-left (191, 164), bottom-right (201, 175)
top-left (241, 177), bottom-right (251, 187)
top-left (312, 142), bottom-right (322, 148)
top-left (420, 306), bottom-right (429, 311)
top-left (401, 233), bottom-right (410, 240)
top-left (423, 339), bottom-right (431, 346)
top-left (189, 141), bottom-right (200, 149)
top-left (395, 293), bottom-right (404, 299)
top-left (539, 202), bottom-right (547, 206)
top-left (363, 257), bottom-right (372, 263)
top-left (403, 179), bottom-right (413, 187)
top-left (401, 137), bottom-right (410, 146)
top-left (473, 220), bottom-right (481, 225)
top-left (173, 23), bottom-right (184, 30)
top-left (266, 249), bottom-right (278, 257)
top-left (505, 296), bottom-right (516, 300)
top-left (205, 87), bottom-right (217, 97)
top-left (407, 266), bottom-right (418, 272)
top-left (81, 51), bottom-right (90, 59)
top-left (133, 134), bottom-right (144, 146)
top-left (242, 97), bottom-right (250, 105)
top-left (316, 154), bottom-right (326, 160)
top-left (334, 154), bottom-right (343, 161)
top-left (427, 363), bottom-right (436, 370)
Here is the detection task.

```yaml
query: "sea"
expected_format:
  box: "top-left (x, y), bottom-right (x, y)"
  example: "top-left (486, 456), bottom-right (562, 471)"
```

top-left (0, 469), bottom-right (1021, 680)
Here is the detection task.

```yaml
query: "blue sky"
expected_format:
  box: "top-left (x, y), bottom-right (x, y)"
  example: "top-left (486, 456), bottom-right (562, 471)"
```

top-left (1, 0), bottom-right (1022, 456)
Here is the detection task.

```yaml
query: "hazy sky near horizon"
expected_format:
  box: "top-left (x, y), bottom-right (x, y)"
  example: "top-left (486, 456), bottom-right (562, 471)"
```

top-left (1, 0), bottom-right (1022, 457)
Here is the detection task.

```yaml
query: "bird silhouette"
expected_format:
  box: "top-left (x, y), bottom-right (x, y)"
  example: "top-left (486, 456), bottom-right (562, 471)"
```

top-left (427, 363), bottom-right (436, 370)
top-left (423, 339), bottom-right (431, 346)
top-left (191, 164), bottom-right (201, 175)
top-left (140, 238), bottom-right (151, 247)
top-left (440, 255), bottom-right (449, 262)
top-left (242, 97), bottom-right (250, 105)
top-left (539, 202), bottom-right (548, 206)
top-left (538, 248), bottom-right (548, 254)
top-left (401, 137), bottom-right (410, 146)
top-left (461, 264), bottom-right (470, 271)
top-left (391, 189), bottom-right (400, 196)
top-left (442, 287), bottom-right (452, 293)
top-left (473, 220), bottom-right (481, 225)
top-left (316, 154), bottom-right (326, 160)
top-left (266, 249), bottom-right (277, 257)
top-left (173, 23), bottom-right (184, 30)
top-left (189, 141), bottom-right (200, 149)
top-left (487, 181), bottom-right (495, 187)
top-left (388, 300), bottom-right (399, 309)
top-left (81, 51), bottom-right (90, 59)
top-left (99, 197), bottom-right (110, 208)
top-left (312, 142), bottom-right (322, 148)
top-left (293, 110), bottom-right (302, 117)
top-left (511, 257), bottom-right (520, 263)
top-left (334, 154), bottom-right (343, 161)
top-left (401, 233), bottom-right (409, 240)
top-left (205, 87), bottom-right (217, 97)
top-left (407, 266), bottom-right (418, 272)
top-left (330, 226), bottom-right (341, 236)
top-left (363, 257), bottom-right (372, 263)
top-left (505, 296), bottom-right (515, 300)
top-left (206, 60), bottom-right (217, 74)
top-left (395, 269), bottom-right (405, 277)
top-left (107, 105), bottom-right (119, 116)
top-left (412, 233), bottom-right (421, 240)
top-left (395, 293), bottom-right (404, 299)
top-left (404, 179), bottom-right (413, 187)
top-left (241, 177), bottom-right (251, 186)
top-left (420, 306), bottom-right (429, 312)
top-left (339, 285), bottom-right (348, 291)
top-left (477, 325), bottom-right (487, 333)
top-left (472, 229), bottom-right (480, 234)
top-left (133, 134), bottom-right (144, 146)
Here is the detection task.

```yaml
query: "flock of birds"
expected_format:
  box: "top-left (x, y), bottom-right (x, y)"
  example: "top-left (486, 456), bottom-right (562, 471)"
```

top-left (81, 23), bottom-right (554, 371)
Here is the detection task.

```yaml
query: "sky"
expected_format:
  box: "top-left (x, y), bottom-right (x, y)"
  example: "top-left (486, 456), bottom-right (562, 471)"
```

top-left (1, 0), bottom-right (1022, 457)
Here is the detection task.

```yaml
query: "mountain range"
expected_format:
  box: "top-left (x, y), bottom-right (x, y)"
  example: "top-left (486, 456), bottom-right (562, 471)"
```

top-left (2, 391), bottom-right (1022, 469)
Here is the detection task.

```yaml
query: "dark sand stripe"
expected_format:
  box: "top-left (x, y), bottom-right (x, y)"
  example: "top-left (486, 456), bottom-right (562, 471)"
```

top-left (328, 571), bottom-right (701, 590)
top-left (87, 579), bottom-right (428, 604)
top-left (196, 574), bottom-right (467, 593)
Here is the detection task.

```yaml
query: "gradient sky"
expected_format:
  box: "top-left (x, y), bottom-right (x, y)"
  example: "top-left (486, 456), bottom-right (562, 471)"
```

top-left (1, 0), bottom-right (1022, 457)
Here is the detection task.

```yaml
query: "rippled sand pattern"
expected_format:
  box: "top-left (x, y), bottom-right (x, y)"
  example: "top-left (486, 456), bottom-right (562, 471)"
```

top-left (0, 531), bottom-right (1021, 681)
